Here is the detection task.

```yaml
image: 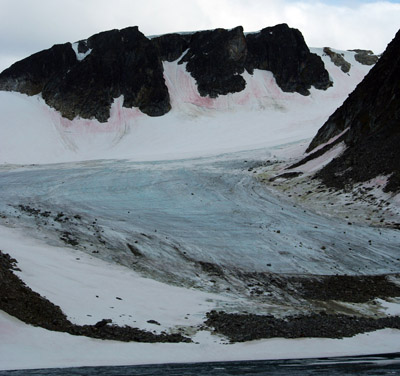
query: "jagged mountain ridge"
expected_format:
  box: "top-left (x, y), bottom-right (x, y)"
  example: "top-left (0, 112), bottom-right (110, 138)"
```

top-left (305, 29), bottom-right (400, 192)
top-left (0, 24), bottom-right (331, 122)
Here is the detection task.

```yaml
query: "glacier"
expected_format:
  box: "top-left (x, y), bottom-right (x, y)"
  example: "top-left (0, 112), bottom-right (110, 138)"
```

top-left (1, 48), bottom-right (400, 370)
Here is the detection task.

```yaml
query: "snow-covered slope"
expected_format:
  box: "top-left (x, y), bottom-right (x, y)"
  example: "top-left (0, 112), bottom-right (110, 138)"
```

top-left (1, 217), bottom-right (400, 370)
top-left (0, 49), bottom-right (370, 165)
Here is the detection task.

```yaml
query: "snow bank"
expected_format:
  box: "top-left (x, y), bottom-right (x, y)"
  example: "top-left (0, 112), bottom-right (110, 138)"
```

top-left (1, 310), bottom-right (400, 370)
top-left (0, 225), bottom-right (228, 331)
top-left (0, 48), bottom-right (372, 165)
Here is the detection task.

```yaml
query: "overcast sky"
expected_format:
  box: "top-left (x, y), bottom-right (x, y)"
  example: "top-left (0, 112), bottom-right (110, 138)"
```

top-left (1, 0), bottom-right (400, 72)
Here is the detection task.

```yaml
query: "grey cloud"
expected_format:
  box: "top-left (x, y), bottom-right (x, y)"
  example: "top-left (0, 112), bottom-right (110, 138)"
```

top-left (1, 0), bottom-right (400, 72)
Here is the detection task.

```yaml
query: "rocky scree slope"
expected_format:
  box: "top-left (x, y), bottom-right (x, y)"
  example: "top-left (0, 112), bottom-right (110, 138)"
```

top-left (305, 29), bottom-right (400, 193)
top-left (0, 24), bottom-right (331, 122)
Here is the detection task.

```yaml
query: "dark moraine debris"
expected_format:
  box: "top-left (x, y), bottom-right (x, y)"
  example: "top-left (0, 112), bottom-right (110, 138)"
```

top-left (292, 274), bottom-right (400, 303)
top-left (198, 261), bottom-right (225, 277)
top-left (0, 250), bottom-right (189, 343)
top-left (205, 310), bottom-right (400, 342)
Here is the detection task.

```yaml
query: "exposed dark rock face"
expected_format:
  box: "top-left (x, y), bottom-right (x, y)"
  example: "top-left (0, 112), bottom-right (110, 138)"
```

top-left (162, 24), bottom-right (331, 98)
top-left (0, 27), bottom-right (171, 122)
top-left (178, 26), bottom-right (248, 97)
top-left (307, 29), bottom-right (400, 192)
top-left (152, 33), bottom-right (191, 62)
top-left (323, 47), bottom-right (351, 73)
top-left (349, 49), bottom-right (379, 66)
top-left (0, 43), bottom-right (77, 95)
top-left (0, 24), bottom-right (331, 122)
top-left (245, 24), bottom-right (332, 95)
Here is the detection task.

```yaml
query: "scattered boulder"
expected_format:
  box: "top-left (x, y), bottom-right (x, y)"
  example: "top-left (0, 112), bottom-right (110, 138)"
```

top-left (147, 319), bottom-right (161, 325)
top-left (95, 318), bottom-right (112, 328)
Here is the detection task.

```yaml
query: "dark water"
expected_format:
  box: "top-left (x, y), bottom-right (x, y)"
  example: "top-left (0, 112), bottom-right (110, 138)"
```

top-left (2, 354), bottom-right (400, 376)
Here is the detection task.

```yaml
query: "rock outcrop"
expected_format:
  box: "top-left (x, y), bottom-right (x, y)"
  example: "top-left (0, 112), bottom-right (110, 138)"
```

top-left (0, 24), bottom-right (331, 122)
top-left (245, 24), bottom-right (332, 95)
top-left (323, 47), bottom-right (351, 73)
top-left (152, 33), bottom-right (191, 62)
top-left (178, 26), bottom-right (248, 97)
top-left (0, 43), bottom-right (77, 95)
top-left (307, 29), bottom-right (400, 192)
top-left (155, 24), bottom-right (332, 98)
top-left (349, 49), bottom-right (379, 66)
top-left (0, 27), bottom-right (171, 122)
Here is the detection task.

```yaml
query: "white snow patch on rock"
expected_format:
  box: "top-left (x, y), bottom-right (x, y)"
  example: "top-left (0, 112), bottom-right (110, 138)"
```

top-left (71, 42), bottom-right (92, 61)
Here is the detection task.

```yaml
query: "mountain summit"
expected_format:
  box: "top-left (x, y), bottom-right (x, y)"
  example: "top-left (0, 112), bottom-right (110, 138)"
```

top-left (0, 24), bottom-right (331, 122)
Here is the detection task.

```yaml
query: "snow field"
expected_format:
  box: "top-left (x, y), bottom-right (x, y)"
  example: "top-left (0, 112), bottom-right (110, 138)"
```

top-left (0, 48), bottom-right (371, 165)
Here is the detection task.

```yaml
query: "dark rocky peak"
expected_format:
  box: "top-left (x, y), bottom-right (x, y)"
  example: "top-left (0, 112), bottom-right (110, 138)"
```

top-left (0, 26), bottom-right (170, 122)
top-left (0, 23), bottom-right (332, 122)
top-left (245, 24), bottom-right (332, 95)
top-left (323, 47), bottom-right (351, 73)
top-left (0, 43), bottom-right (77, 95)
top-left (177, 26), bottom-right (248, 97)
top-left (349, 49), bottom-right (379, 66)
top-left (172, 24), bottom-right (331, 98)
top-left (45, 26), bottom-right (170, 122)
top-left (151, 33), bottom-right (192, 62)
top-left (306, 29), bottom-right (400, 192)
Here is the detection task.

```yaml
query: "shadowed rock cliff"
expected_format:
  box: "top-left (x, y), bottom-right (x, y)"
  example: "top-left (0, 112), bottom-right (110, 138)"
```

top-left (307, 29), bottom-right (400, 192)
top-left (245, 24), bottom-right (331, 95)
